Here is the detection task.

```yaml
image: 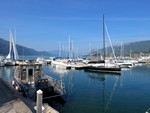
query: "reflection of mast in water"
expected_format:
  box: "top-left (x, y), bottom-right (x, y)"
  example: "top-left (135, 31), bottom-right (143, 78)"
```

top-left (87, 73), bottom-right (120, 113)
top-left (68, 73), bottom-right (73, 96)
top-left (102, 75), bottom-right (105, 113)
top-left (55, 69), bottom-right (67, 95)
top-left (53, 68), bottom-right (73, 100)
top-left (87, 73), bottom-right (106, 113)
top-left (119, 73), bottom-right (123, 87)
top-left (104, 76), bottom-right (119, 113)
top-left (51, 66), bottom-right (72, 95)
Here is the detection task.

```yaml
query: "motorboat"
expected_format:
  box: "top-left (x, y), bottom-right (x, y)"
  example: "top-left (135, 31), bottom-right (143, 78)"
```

top-left (12, 63), bottom-right (66, 99)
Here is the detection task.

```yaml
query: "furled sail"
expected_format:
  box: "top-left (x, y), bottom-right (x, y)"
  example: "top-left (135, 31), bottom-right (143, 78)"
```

top-left (12, 31), bottom-right (19, 60)
top-left (6, 29), bottom-right (13, 59)
top-left (6, 29), bottom-right (19, 60)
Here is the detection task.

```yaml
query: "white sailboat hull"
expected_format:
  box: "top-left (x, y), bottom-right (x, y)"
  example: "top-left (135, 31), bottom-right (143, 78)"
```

top-left (4, 60), bottom-right (15, 66)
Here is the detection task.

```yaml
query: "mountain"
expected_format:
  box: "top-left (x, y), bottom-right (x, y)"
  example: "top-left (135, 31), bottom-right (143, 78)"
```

top-left (90, 40), bottom-right (150, 56)
top-left (1, 37), bottom-right (150, 57)
top-left (112, 40), bottom-right (150, 54)
top-left (0, 38), bottom-right (51, 56)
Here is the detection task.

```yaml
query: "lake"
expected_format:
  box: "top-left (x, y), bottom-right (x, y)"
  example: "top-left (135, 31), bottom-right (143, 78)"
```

top-left (0, 64), bottom-right (150, 113)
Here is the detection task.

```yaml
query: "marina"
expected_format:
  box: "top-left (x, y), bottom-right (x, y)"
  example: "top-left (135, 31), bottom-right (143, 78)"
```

top-left (0, 61), bottom-right (150, 113)
top-left (1, 0), bottom-right (150, 113)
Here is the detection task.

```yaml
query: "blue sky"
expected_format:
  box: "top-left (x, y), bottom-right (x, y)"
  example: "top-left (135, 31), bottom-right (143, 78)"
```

top-left (0, 0), bottom-right (150, 54)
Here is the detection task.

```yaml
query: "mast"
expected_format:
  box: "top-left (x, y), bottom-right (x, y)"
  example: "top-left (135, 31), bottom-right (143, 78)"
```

top-left (6, 29), bottom-right (13, 59)
top-left (12, 30), bottom-right (19, 60)
top-left (69, 35), bottom-right (71, 59)
top-left (58, 42), bottom-right (62, 57)
top-left (71, 40), bottom-right (73, 58)
top-left (68, 35), bottom-right (73, 59)
top-left (6, 28), bottom-right (19, 60)
top-left (103, 14), bottom-right (106, 66)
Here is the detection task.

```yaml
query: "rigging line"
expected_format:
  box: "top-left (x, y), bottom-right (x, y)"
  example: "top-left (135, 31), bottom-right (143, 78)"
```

top-left (43, 94), bottom-right (62, 99)
top-left (104, 24), bottom-right (117, 60)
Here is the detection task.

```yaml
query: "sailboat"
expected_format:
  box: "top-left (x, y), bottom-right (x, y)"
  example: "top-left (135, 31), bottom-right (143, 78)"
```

top-left (5, 29), bottom-right (19, 66)
top-left (51, 36), bottom-right (72, 69)
top-left (84, 15), bottom-right (121, 74)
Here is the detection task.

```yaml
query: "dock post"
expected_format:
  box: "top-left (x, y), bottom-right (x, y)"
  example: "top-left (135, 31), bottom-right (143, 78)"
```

top-left (36, 90), bottom-right (43, 113)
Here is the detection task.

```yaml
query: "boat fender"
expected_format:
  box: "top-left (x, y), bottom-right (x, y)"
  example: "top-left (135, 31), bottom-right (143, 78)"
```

top-left (12, 80), bottom-right (15, 87)
top-left (15, 85), bottom-right (20, 91)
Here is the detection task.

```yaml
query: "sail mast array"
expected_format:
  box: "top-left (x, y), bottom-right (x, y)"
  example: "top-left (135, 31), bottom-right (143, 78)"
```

top-left (6, 29), bottom-right (19, 60)
top-left (6, 29), bottom-right (13, 59)
top-left (102, 15), bottom-right (117, 63)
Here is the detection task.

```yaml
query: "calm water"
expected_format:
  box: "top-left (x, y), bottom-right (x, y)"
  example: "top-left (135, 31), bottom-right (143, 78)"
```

top-left (0, 64), bottom-right (150, 113)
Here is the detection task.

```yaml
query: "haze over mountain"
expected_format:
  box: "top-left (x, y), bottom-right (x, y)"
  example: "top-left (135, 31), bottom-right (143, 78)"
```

top-left (0, 38), bottom-right (50, 56)
top-left (113, 40), bottom-right (150, 54)
top-left (90, 40), bottom-right (150, 56)
top-left (0, 38), bottom-right (150, 57)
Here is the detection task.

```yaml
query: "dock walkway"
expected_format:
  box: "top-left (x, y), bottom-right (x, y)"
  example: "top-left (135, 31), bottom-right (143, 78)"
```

top-left (0, 78), bottom-right (32, 113)
top-left (0, 78), bottom-right (60, 113)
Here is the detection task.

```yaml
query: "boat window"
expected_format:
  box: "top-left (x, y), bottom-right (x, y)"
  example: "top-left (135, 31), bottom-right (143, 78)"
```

top-left (37, 79), bottom-right (48, 89)
top-left (22, 69), bottom-right (26, 72)
top-left (36, 69), bottom-right (40, 71)
top-left (28, 69), bottom-right (33, 76)
top-left (21, 71), bottom-right (26, 80)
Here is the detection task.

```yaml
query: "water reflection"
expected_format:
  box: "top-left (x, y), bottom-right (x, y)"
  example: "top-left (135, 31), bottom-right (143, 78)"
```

top-left (1, 65), bottom-right (150, 113)
top-left (48, 64), bottom-right (70, 77)
top-left (52, 66), bottom-right (73, 95)
top-left (87, 72), bottom-right (120, 113)
top-left (53, 67), bottom-right (70, 76)
top-left (47, 65), bottom-right (74, 112)
top-left (0, 66), bottom-right (15, 82)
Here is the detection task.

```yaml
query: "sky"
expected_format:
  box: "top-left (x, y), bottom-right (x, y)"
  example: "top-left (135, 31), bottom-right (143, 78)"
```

top-left (0, 0), bottom-right (150, 54)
